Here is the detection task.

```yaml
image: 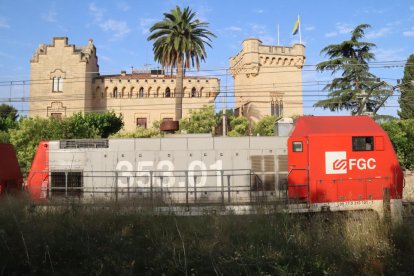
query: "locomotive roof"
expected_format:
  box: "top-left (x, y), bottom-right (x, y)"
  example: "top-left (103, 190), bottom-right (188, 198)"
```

top-left (290, 116), bottom-right (386, 137)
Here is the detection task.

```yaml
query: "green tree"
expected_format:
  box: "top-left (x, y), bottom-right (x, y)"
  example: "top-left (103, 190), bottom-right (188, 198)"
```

top-left (314, 24), bottom-right (389, 114)
top-left (0, 104), bottom-right (18, 132)
top-left (398, 54), bottom-right (414, 119)
top-left (228, 116), bottom-right (249, 136)
top-left (253, 115), bottom-right (278, 136)
top-left (0, 104), bottom-right (18, 121)
top-left (70, 112), bottom-right (124, 138)
top-left (381, 119), bottom-right (414, 169)
top-left (179, 106), bottom-right (217, 133)
top-left (147, 6), bottom-right (216, 121)
top-left (9, 117), bottom-right (98, 174)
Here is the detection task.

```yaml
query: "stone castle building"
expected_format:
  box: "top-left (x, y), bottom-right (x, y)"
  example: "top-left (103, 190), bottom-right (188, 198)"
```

top-left (30, 37), bottom-right (219, 131)
top-left (230, 38), bottom-right (305, 121)
top-left (30, 37), bottom-right (305, 131)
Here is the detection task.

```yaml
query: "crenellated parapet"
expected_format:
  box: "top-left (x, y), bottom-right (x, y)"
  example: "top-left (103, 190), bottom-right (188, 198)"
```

top-left (230, 39), bottom-right (305, 78)
top-left (30, 37), bottom-right (97, 63)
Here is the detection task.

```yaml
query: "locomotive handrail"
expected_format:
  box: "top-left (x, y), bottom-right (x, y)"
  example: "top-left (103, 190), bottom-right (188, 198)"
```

top-left (287, 167), bottom-right (310, 208)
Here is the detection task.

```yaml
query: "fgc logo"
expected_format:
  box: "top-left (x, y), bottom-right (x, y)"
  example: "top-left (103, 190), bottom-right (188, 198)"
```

top-left (325, 151), bottom-right (376, 175)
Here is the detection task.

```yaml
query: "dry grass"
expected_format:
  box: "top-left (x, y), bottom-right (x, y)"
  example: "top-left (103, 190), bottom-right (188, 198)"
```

top-left (0, 195), bottom-right (413, 275)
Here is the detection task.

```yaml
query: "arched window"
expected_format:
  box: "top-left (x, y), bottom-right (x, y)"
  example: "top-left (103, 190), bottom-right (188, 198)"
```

top-left (139, 87), bottom-right (144, 98)
top-left (148, 87), bottom-right (152, 97)
top-left (113, 87), bottom-right (118, 98)
top-left (199, 87), bottom-right (204, 97)
top-left (95, 86), bottom-right (100, 99)
top-left (129, 87), bottom-right (134, 98)
top-left (52, 77), bottom-right (63, 92)
top-left (121, 87), bottom-right (126, 98)
top-left (155, 87), bottom-right (160, 97)
top-left (191, 87), bottom-right (197, 97)
top-left (165, 87), bottom-right (171, 98)
top-left (271, 99), bottom-right (284, 117)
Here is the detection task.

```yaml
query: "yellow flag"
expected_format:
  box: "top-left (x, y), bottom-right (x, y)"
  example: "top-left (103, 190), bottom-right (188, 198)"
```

top-left (292, 17), bottom-right (300, 35)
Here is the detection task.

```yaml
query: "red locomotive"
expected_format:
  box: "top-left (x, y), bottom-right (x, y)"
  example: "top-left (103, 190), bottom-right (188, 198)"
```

top-left (0, 143), bottom-right (23, 195)
top-left (26, 116), bottom-right (404, 221)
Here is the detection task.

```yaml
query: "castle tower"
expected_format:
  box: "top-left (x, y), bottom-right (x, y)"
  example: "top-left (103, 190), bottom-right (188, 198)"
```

top-left (229, 38), bottom-right (305, 121)
top-left (29, 37), bottom-right (99, 118)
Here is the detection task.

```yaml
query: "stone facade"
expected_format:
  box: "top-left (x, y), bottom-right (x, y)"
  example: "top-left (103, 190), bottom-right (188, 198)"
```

top-left (30, 37), bottom-right (219, 131)
top-left (230, 38), bottom-right (305, 122)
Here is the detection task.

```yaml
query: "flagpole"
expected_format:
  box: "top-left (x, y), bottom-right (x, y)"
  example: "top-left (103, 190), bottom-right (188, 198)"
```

top-left (298, 15), bottom-right (302, 44)
top-left (277, 24), bottom-right (280, 46)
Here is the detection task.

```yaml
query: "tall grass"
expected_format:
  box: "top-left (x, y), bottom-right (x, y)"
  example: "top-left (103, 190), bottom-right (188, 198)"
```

top-left (1, 196), bottom-right (413, 275)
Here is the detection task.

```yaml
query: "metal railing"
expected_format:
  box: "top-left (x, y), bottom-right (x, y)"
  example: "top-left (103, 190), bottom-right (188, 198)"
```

top-left (27, 169), bottom-right (289, 209)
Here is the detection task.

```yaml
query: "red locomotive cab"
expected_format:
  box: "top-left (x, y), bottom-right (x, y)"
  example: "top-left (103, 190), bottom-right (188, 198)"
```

top-left (26, 141), bottom-right (49, 201)
top-left (0, 143), bottom-right (23, 195)
top-left (287, 116), bottom-right (404, 217)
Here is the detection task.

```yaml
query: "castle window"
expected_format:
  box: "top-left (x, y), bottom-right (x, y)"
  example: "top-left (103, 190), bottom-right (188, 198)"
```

top-left (52, 77), bottom-right (63, 92)
top-left (139, 87), bottom-right (144, 98)
top-left (136, 118), bottom-right (147, 128)
top-left (191, 87), bottom-right (197, 97)
top-left (165, 87), bottom-right (171, 98)
top-left (51, 113), bottom-right (62, 119)
top-left (271, 99), bottom-right (283, 117)
top-left (113, 87), bottom-right (118, 98)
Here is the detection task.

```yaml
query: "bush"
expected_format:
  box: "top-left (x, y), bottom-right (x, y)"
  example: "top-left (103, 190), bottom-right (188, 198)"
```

top-left (180, 106), bottom-right (217, 134)
top-left (253, 115), bottom-right (279, 136)
top-left (381, 119), bottom-right (414, 169)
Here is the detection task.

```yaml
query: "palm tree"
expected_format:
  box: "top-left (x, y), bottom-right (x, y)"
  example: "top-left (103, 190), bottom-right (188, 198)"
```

top-left (314, 24), bottom-right (389, 114)
top-left (147, 6), bottom-right (216, 121)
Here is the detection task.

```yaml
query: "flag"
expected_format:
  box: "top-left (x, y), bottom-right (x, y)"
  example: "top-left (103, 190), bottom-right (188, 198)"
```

top-left (292, 17), bottom-right (300, 35)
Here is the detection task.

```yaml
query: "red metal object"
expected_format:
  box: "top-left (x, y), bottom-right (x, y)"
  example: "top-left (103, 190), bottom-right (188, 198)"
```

top-left (0, 143), bottom-right (23, 194)
top-left (287, 116), bottom-right (403, 204)
top-left (26, 141), bottom-right (49, 201)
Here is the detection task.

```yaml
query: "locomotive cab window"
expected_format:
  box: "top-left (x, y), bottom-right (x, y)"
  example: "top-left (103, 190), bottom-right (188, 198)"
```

top-left (292, 141), bottom-right (303, 152)
top-left (352, 136), bottom-right (374, 151)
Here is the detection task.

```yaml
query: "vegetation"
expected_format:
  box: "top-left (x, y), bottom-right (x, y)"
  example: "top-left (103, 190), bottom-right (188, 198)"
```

top-left (381, 119), bottom-right (414, 169)
top-left (253, 115), bottom-right (279, 136)
top-left (0, 104), bottom-right (19, 143)
top-left (1, 198), bottom-right (413, 275)
top-left (179, 106), bottom-right (217, 134)
top-left (70, 112), bottom-right (123, 138)
top-left (398, 54), bottom-right (414, 119)
top-left (8, 112), bottom-right (123, 174)
top-left (147, 6), bottom-right (216, 120)
top-left (314, 24), bottom-right (390, 114)
top-left (228, 116), bottom-right (249, 136)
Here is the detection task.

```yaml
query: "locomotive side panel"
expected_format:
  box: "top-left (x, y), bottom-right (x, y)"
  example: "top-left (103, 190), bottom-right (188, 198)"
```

top-left (34, 136), bottom-right (289, 205)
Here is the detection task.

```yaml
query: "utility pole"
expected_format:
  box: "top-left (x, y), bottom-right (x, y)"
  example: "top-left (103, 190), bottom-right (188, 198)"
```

top-left (222, 68), bottom-right (228, 136)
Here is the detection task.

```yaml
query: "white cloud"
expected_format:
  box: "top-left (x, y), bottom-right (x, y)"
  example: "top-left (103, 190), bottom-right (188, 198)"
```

top-left (99, 55), bottom-right (112, 63)
top-left (139, 18), bottom-right (156, 34)
top-left (374, 48), bottom-right (404, 61)
top-left (0, 17), bottom-right (10, 28)
top-left (336, 23), bottom-right (353, 34)
top-left (99, 20), bottom-right (130, 40)
top-left (224, 26), bottom-right (242, 32)
top-left (250, 24), bottom-right (267, 35)
top-left (403, 27), bottom-right (414, 37)
top-left (325, 31), bottom-right (337, 37)
top-left (324, 23), bottom-right (353, 37)
top-left (89, 3), bottom-right (104, 23)
top-left (253, 9), bottom-right (264, 14)
top-left (89, 3), bottom-right (130, 41)
top-left (42, 4), bottom-right (57, 23)
top-left (304, 25), bottom-right (315, 31)
top-left (117, 2), bottom-right (130, 12)
top-left (366, 27), bottom-right (392, 39)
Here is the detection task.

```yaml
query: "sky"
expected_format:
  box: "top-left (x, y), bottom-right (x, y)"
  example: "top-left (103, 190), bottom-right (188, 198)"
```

top-left (0, 0), bottom-right (413, 117)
